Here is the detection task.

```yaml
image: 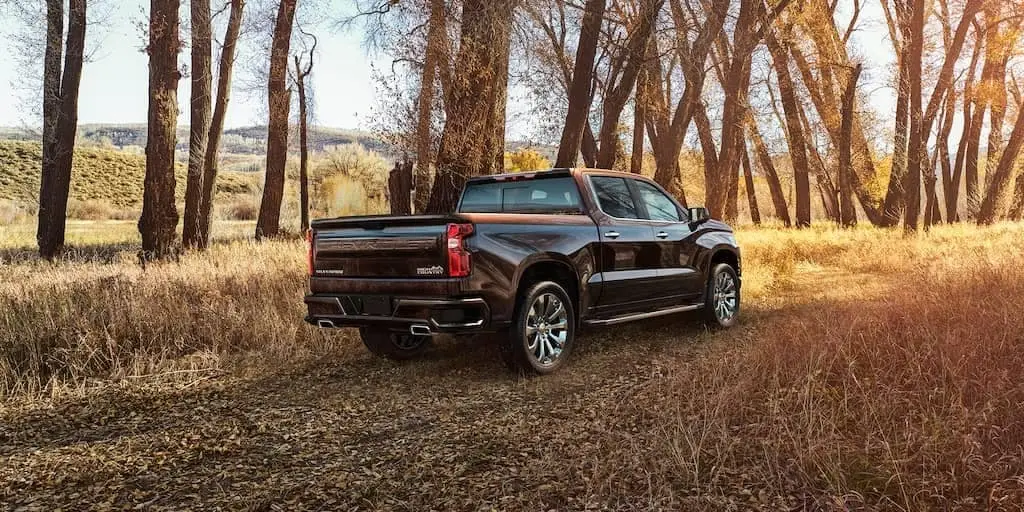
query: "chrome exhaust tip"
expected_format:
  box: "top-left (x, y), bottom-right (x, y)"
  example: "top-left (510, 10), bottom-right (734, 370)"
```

top-left (410, 324), bottom-right (432, 336)
top-left (317, 320), bottom-right (336, 329)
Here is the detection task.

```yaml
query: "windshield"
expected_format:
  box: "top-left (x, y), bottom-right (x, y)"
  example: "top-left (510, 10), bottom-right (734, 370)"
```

top-left (458, 176), bottom-right (584, 214)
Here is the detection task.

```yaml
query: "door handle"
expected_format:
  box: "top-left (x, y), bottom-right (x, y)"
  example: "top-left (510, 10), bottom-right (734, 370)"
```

top-left (656, 231), bottom-right (669, 239)
top-left (605, 231), bottom-right (620, 239)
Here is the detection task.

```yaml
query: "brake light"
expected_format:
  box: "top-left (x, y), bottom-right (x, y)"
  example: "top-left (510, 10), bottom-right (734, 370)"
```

top-left (446, 223), bottom-right (473, 277)
top-left (306, 229), bottom-right (314, 276)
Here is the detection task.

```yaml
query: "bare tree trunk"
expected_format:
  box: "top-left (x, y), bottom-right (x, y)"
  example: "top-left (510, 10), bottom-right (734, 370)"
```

top-left (294, 55), bottom-right (311, 232)
top-left (765, 32), bottom-right (810, 227)
top-left (555, 0), bottom-right (606, 168)
top-left (38, 0), bottom-right (85, 260)
top-left (938, 88), bottom-right (956, 222)
top-left (748, 119), bottom-right (791, 227)
top-left (693, 104), bottom-right (719, 202)
top-left (839, 63), bottom-right (861, 227)
top-left (741, 141), bottom-right (760, 225)
top-left (425, 0), bottom-right (514, 213)
top-left (631, 88), bottom-right (645, 174)
top-left (140, 0), bottom-right (182, 260)
top-left (882, 43), bottom-right (910, 226)
top-left (198, 0), bottom-right (245, 248)
top-left (413, 0), bottom-right (447, 213)
top-left (903, 0), bottom-right (924, 232)
top-left (581, 125), bottom-right (598, 167)
top-left (977, 107), bottom-right (1024, 223)
top-left (1009, 174), bottom-right (1024, 220)
top-left (182, 0), bottom-right (213, 249)
top-left (389, 161), bottom-right (413, 215)
top-left (256, 0), bottom-right (297, 239)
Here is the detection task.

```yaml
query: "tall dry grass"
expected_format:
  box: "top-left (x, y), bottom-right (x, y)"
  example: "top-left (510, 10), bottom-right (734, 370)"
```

top-left (0, 238), bottom-right (344, 397)
top-left (584, 223), bottom-right (1024, 509)
top-left (1, 221), bottom-right (1022, 507)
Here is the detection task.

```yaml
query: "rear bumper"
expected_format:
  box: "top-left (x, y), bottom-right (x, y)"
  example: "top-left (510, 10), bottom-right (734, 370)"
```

top-left (304, 295), bottom-right (492, 334)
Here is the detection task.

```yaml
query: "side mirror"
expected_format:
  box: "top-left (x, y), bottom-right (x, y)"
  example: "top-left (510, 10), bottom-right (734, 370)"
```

top-left (687, 207), bottom-right (710, 225)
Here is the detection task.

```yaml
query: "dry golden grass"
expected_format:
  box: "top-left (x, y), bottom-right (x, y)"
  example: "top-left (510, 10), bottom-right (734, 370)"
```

top-left (1, 221), bottom-right (1022, 509)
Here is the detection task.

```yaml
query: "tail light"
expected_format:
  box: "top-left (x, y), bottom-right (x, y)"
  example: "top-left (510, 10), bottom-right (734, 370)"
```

top-left (306, 229), bottom-right (314, 275)
top-left (446, 223), bottom-right (473, 277)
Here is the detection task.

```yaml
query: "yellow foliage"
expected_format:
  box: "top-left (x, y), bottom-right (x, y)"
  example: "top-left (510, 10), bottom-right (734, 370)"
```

top-left (504, 148), bottom-right (552, 172)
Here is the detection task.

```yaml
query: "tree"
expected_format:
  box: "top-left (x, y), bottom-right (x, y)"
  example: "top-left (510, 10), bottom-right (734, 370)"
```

top-left (630, 81), bottom-right (645, 174)
top-left (902, 0), bottom-right (924, 232)
top-left (839, 63), bottom-right (861, 227)
top-left (594, 0), bottom-right (664, 171)
top-left (789, 0), bottom-right (885, 225)
top-left (424, 0), bottom-right (515, 214)
top-left (256, 0), bottom-right (298, 239)
top-left (747, 118), bottom-right (791, 226)
top-left (878, 0), bottom-right (909, 225)
top-left (765, 29), bottom-right (810, 227)
top-left (413, 0), bottom-right (448, 213)
top-left (554, 0), bottom-right (606, 168)
top-left (182, 0), bottom-right (213, 249)
top-left (705, 0), bottom-right (791, 221)
top-left (646, 0), bottom-right (728, 198)
top-left (36, 0), bottom-right (86, 260)
top-left (977, 105), bottom-right (1024, 223)
top-left (293, 31), bottom-right (316, 232)
top-left (943, 13), bottom-right (982, 221)
top-left (740, 141), bottom-right (760, 225)
top-left (139, 0), bottom-right (182, 260)
top-left (197, 0), bottom-right (245, 248)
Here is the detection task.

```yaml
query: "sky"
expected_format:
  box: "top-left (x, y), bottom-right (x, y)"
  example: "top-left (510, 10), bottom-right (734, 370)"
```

top-left (0, 0), bottom-right (386, 130)
top-left (0, 0), bottom-right (899, 140)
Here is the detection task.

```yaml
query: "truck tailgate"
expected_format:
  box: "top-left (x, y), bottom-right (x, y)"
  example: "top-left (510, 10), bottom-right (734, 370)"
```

top-left (311, 215), bottom-right (463, 279)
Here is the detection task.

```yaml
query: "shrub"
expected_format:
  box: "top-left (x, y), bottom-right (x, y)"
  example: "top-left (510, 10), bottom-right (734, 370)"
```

top-left (0, 199), bottom-right (32, 224)
top-left (66, 199), bottom-right (115, 220)
top-left (217, 195), bottom-right (261, 221)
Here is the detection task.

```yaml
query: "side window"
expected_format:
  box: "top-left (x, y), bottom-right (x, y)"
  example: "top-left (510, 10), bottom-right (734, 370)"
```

top-left (590, 176), bottom-right (639, 219)
top-left (635, 181), bottom-right (681, 222)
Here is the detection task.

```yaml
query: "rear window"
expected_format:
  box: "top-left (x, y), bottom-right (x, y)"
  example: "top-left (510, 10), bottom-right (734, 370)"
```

top-left (458, 176), bottom-right (584, 214)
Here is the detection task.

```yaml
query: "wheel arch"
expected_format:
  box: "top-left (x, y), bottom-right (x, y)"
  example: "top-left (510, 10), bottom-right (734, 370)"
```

top-left (511, 256), bottom-right (581, 325)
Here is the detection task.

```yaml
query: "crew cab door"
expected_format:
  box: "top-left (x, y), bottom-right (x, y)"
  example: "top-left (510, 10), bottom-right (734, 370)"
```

top-left (586, 175), bottom-right (665, 316)
top-left (632, 179), bottom-right (704, 302)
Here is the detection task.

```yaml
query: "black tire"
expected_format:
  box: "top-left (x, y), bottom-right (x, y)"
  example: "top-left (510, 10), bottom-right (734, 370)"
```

top-left (359, 327), bottom-right (430, 360)
top-left (501, 281), bottom-right (576, 375)
top-left (703, 263), bottom-right (740, 328)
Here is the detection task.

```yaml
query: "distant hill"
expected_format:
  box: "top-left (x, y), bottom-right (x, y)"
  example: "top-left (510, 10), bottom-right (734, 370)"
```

top-left (0, 140), bottom-right (259, 208)
top-left (0, 124), bottom-right (556, 162)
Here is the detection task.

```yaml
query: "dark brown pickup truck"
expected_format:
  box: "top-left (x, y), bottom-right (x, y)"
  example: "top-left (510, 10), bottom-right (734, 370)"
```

top-left (305, 168), bottom-right (741, 374)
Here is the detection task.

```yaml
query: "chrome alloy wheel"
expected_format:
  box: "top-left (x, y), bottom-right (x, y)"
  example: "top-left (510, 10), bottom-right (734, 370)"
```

top-left (525, 292), bottom-right (569, 367)
top-left (713, 270), bottom-right (738, 322)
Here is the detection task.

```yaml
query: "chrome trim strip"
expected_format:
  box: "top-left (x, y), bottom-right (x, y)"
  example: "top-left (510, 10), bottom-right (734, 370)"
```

top-left (317, 237), bottom-right (438, 253)
top-left (429, 318), bottom-right (486, 329)
top-left (398, 298), bottom-right (487, 308)
top-left (583, 303), bottom-right (702, 326)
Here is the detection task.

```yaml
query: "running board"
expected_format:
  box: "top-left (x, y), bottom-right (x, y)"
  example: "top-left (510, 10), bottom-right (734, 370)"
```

top-left (583, 303), bottom-right (703, 327)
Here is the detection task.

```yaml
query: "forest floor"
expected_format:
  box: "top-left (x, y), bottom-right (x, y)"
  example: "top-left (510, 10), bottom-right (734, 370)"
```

top-left (1, 223), bottom-right (1023, 510)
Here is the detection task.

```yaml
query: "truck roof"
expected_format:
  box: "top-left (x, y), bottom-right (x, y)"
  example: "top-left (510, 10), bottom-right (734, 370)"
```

top-left (466, 167), bottom-right (637, 184)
